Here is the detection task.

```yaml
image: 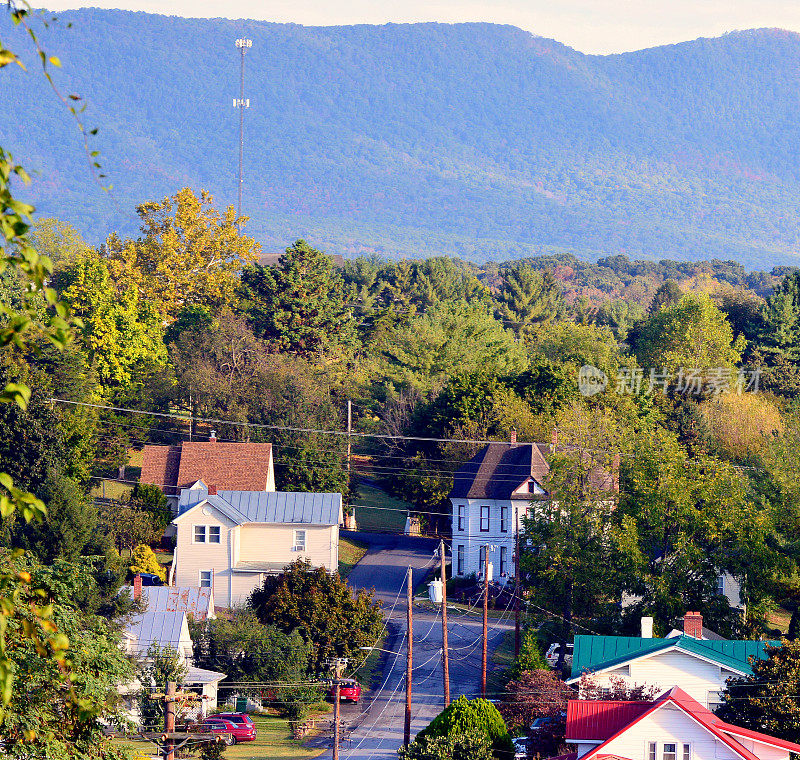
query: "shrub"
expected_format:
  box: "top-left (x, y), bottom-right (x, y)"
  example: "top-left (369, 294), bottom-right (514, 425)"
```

top-left (129, 544), bottom-right (166, 581)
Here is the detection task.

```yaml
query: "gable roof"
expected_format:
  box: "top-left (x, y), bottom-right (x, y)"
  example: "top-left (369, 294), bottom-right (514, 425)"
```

top-left (141, 586), bottom-right (214, 621)
top-left (569, 688), bottom-right (800, 760)
top-left (124, 610), bottom-right (190, 654)
top-left (175, 488), bottom-right (343, 527)
top-left (568, 634), bottom-right (774, 682)
top-left (449, 442), bottom-right (617, 501)
top-left (450, 443), bottom-right (552, 500)
top-left (141, 442), bottom-right (274, 495)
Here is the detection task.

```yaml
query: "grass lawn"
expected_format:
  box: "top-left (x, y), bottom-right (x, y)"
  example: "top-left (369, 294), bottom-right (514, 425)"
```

top-left (352, 483), bottom-right (410, 534)
top-left (222, 716), bottom-right (325, 760)
top-left (338, 537), bottom-right (368, 578)
top-left (91, 479), bottom-right (134, 501)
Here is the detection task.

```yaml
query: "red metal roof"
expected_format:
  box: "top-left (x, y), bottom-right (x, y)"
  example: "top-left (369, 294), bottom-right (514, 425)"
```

top-left (566, 700), bottom-right (651, 740)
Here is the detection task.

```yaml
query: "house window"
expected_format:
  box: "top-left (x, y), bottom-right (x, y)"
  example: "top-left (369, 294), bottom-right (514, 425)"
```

top-left (480, 506), bottom-right (490, 532)
top-left (500, 506), bottom-right (508, 532)
top-left (199, 570), bottom-right (212, 588)
top-left (500, 546), bottom-right (507, 575)
top-left (663, 743), bottom-right (677, 760)
top-left (209, 526), bottom-right (221, 544)
top-left (457, 545), bottom-right (464, 575)
top-left (294, 530), bottom-right (307, 551)
top-left (457, 505), bottom-right (465, 531)
top-left (682, 744), bottom-right (691, 760)
top-left (194, 525), bottom-right (207, 543)
top-left (707, 690), bottom-right (723, 710)
top-left (479, 545), bottom-right (487, 571)
top-left (717, 574), bottom-right (725, 595)
top-left (648, 742), bottom-right (657, 760)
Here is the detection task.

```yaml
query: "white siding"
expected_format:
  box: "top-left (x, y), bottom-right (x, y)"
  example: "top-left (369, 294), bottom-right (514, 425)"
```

top-left (238, 523), bottom-right (335, 568)
top-left (585, 704), bottom-right (758, 760)
top-left (584, 650), bottom-right (742, 708)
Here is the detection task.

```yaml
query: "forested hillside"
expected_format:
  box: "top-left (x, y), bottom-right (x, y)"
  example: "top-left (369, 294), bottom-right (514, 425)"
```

top-left (4, 11), bottom-right (800, 267)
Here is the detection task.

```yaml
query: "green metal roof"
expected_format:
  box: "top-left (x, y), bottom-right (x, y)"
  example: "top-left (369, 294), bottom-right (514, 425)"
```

top-left (569, 634), bottom-right (776, 681)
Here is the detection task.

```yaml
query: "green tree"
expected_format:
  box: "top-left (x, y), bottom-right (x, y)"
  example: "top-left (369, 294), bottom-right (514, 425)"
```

top-left (130, 482), bottom-right (171, 535)
top-left (415, 696), bottom-right (513, 760)
top-left (248, 560), bottom-right (383, 673)
top-left (99, 502), bottom-right (161, 555)
top-left (648, 280), bottom-right (682, 314)
top-left (129, 544), bottom-right (165, 581)
top-left (398, 734), bottom-right (493, 760)
top-left (761, 271), bottom-right (800, 364)
top-left (494, 265), bottom-right (562, 337)
top-left (382, 303), bottom-right (525, 394)
top-left (31, 217), bottom-right (92, 268)
top-left (240, 240), bottom-right (357, 357)
top-left (138, 642), bottom-right (188, 729)
top-left (631, 292), bottom-right (744, 373)
top-left (717, 640), bottom-right (800, 739)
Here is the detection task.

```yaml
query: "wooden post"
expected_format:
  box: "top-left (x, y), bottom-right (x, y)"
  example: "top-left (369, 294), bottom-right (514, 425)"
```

top-left (165, 681), bottom-right (176, 760)
top-left (482, 548), bottom-right (489, 699)
top-left (333, 661), bottom-right (342, 760)
top-left (440, 540), bottom-right (450, 707)
top-left (404, 566), bottom-right (413, 747)
top-left (514, 521), bottom-right (521, 659)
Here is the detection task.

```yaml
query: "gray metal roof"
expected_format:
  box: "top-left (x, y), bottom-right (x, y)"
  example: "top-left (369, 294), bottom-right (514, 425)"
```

top-left (141, 586), bottom-right (214, 621)
top-left (178, 488), bottom-right (342, 526)
top-left (125, 610), bottom-right (187, 652)
top-left (186, 666), bottom-right (227, 685)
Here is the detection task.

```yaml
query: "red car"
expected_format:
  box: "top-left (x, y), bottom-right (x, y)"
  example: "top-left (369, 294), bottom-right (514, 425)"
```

top-left (200, 717), bottom-right (256, 745)
top-left (329, 678), bottom-right (362, 703)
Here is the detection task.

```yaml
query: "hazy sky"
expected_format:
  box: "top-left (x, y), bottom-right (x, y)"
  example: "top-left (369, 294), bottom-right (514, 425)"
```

top-left (39, 0), bottom-right (800, 53)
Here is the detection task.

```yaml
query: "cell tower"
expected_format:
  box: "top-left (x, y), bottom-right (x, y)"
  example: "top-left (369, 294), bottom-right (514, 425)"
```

top-left (233, 38), bottom-right (252, 224)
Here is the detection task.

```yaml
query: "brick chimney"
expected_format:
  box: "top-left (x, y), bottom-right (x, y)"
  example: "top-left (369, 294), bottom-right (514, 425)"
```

top-left (133, 573), bottom-right (142, 601)
top-left (510, 429), bottom-right (517, 444)
top-left (209, 430), bottom-right (217, 443)
top-left (208, 484), bottom-right (217, 495)
top-left (684, 611), bottom-right (703, 639)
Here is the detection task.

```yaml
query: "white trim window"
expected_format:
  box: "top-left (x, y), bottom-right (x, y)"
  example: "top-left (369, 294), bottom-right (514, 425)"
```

top-left (500, 505), bottom-right (508, 532)
top-left (194, 525), bottom-right (207, 543)
top-left (682, 744), bottom-right (691, 760)
top-left (457, 505), bottom-right (465, 532)
top-left (293, 529), bottom-right (307, 551)
top-left (194, 525), bottom-right (221, 543)
top-left (209, 526), bottom-right (221, 543)
top-left (479, 545), bottom-right (487, 571)
top-left (480, 506), bottom-right (490, 532)
top-left (500, 546), bottom-right (507, 575)
top-left (663, 744), bottom-right (677, 760)
top-left (647, 742), bottom-right (657, 760)
top-left (199, 570), bottom-right (213, 588)
top-left (457, 545), bottom-right (465, 575)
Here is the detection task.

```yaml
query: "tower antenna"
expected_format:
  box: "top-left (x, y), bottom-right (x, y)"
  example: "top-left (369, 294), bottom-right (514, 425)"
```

top-left (234, 37), bottom-right (252, 226)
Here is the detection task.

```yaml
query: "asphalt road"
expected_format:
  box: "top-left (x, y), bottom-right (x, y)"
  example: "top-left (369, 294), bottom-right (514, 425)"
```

top-left (315, 532), bottom-right (514, 760)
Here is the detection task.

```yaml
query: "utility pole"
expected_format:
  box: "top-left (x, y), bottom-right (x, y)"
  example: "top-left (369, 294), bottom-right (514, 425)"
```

top-left (165, 681), bottom-right (176, 760)
top-left (233, 38), bottom-right (252, 225)
top-left (439, 539), bottom-right (450, 707)
top-left (327, 657), bottom-right (347, 760)
top-left (482, 547), bottom-right (489, 699)
top-left (404, 566), bottom-right (413, 747)
top-left (514, 513), bottom-right (521, 658)
top-left (346, 399), bottom-right (352, 483)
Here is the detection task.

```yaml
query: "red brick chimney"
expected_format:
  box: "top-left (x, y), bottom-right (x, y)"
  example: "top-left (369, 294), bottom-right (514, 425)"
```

top-left (684, 611), bottom-right (703, 638)
top-left (209, 430), bottom-right (217, 443)
top-left (133, 573), bottom-right (142, 601)
top-left (510, 429), bottom-right (517, 444)
top-left (208, 484), bottom-right (217, 495)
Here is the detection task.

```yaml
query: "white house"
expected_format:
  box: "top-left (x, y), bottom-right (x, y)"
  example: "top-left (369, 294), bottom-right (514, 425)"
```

top-left (567, 615), bottom-right (775, 710)
top-left (449, 435), bottom-right (617, 579)
top-left (565, 686), bottom-right (800, 760)
top-left (172, 483), bottom-right (343, 608)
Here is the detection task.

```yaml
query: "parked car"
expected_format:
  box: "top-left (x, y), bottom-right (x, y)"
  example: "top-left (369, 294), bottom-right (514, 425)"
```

top-left (513, 737), bottom-right (528, 759)
top-left (137, 572), bottom-right (163, 587)
top-left (530, 712), bottom-right (567, 733)
top-left (199, 717), bottom-right (256, 744)
top-left (329, 678), bottom-right (362, 703)
top-left (545, 642), bottom-right (573, 668)
top-left (213, 713), bottom-right (256, 733)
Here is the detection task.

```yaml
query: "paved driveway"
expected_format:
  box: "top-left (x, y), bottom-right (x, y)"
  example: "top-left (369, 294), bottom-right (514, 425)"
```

top-left (316, 532), bottom-right (514, 760)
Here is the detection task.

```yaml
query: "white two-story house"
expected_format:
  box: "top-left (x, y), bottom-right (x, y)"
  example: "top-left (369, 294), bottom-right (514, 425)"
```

top-left (449, 435), bottom-right (617, 579)
top-left (172, 482), bottom-right (342, 607)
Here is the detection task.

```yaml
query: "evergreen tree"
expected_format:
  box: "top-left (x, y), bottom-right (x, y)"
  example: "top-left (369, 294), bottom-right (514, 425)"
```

top-left (494, 265), bottom-right (562, 337)
top-left (761, 271), bottom-right (800, 363)
top-left (240, 240), bottom-right (358, 357)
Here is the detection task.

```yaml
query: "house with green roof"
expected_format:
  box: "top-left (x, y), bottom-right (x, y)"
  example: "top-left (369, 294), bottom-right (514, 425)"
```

top-left (567, 616), bottom-right (776, 710)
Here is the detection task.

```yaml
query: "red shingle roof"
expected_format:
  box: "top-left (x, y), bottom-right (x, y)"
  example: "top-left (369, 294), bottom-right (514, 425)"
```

top-left (140, 442), bottom-right (274, 495)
